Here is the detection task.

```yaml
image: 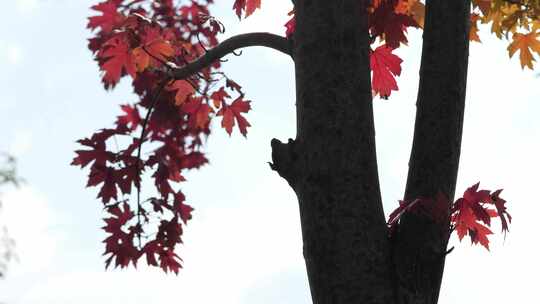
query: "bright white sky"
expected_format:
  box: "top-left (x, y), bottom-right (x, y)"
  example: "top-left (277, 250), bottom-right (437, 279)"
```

top-left (0, 0), bottom-right (538, 303)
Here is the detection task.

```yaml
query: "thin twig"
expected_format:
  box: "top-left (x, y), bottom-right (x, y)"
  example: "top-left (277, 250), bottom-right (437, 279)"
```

top-left (135, 78), bottom-right (171, 248)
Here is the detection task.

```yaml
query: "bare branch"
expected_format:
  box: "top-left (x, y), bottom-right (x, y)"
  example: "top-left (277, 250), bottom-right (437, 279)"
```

top-left (170, 32), bottom-right (292, 80)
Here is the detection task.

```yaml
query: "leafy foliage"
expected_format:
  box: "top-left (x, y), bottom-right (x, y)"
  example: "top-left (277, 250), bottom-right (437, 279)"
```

top-left (472, 0), bottom-right (540, 69)
top-left (76, 0), bottom-right (525, 273)
top-left (388, 183), bottom-right (512, 250)
top-left (370, 45), bottom-right (403, 99)
top-left (75, 0), bottom-right (249, 273)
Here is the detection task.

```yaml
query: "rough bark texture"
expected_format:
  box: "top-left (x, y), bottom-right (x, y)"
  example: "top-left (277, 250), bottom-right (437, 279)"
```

top-left (269, 0), bottom-right (470, 303)
top-left (271, 0), bottom-right (395, 303)
top-left (393, 0), bottom-right (471, 303)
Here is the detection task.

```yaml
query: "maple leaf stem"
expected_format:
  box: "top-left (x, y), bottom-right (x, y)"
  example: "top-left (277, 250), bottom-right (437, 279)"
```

top-left (135, 78), bottom-right (171, 248)
top-left (170, 32), bottom-right (292, 80)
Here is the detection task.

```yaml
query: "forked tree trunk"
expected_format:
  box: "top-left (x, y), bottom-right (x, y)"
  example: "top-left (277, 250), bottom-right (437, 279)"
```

top-left (270, 0), bottom-right (471, 303)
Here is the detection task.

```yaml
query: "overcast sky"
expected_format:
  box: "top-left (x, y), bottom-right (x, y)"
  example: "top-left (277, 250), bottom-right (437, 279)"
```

top-left (0, 0), bottom-right (538, 303)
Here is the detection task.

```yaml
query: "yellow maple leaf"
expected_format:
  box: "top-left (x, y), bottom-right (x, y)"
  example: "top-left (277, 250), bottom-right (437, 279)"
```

top-left (483, 0), bottom-right (520, 38)
top-left (410, 1), bottom-right (425, 28)
top-left (394, 0), bottom-right (425, 28)
top-left (507, 31), bottom-right (540, 69)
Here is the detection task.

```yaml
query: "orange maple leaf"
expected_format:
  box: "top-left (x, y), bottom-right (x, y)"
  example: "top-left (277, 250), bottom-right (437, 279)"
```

top-left (210, 87), bottom-right (230, 108)
top-left (132, 28), bottom-right (175, 72)
top-left (469, 13), bottom-right (482, 42)
top-left (182, 98), bottom-right (213, 129)
top-left (131, 47), bottom-right (150, 72)
top-left (217, 98), bottom-right (251, 136)
top-left (508, 31), bottom-right (540, 69)
top-left (144, 38), bottom-right (174, 62)
top-left (167, 80), bottom-right (195, 105)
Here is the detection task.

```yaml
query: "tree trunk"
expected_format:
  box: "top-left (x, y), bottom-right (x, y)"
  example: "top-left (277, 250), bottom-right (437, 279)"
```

top-left (393, 0), bottom-right (471, 303)
top-left (271, 0), bottom-right (394, 303)
top-left (271, 0), bottom-right (471, 303)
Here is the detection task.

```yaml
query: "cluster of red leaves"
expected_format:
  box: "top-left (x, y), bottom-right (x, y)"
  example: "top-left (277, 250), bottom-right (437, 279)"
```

top-left (74, 0), bottom-right (252, 273)
top-left (451, 183), bottom-right (511, 249)
top-left (367, 0), bottom-right (421, 98)
top-left (279, 0), bottom-right (420, 98)
top-left (388, 183), bottom-right (512, 250)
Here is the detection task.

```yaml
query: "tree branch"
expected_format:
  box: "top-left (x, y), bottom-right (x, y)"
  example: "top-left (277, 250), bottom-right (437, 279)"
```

top-left (170, 32), bottom-right (292, 80)
top-left (393, 0), bottom-right (471, 303)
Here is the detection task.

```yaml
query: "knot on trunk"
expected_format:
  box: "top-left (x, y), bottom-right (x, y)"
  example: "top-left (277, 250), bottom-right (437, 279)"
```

top-left (269, 138), bottom-right (298, 188)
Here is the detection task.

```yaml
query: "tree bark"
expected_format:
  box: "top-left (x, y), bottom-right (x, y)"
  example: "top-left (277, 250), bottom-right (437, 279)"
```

top-left (269, 0), bottom-right (471, 303)
top-left (392, 0), bottom-right (471, 303)
top-left (271, 0), bottom-right (395, 303)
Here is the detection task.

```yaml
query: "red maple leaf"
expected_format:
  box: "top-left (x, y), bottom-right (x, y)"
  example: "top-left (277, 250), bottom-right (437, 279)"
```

top-left (157, 218), bottom-right (183, 249)
top-left (370, 45), bottom-right (402, 98)
top-left (96, 167), bottom-right (119, 203)
top-left (217, 98), bottom-right (251, 136)
top-left (387, 193), bottom-right (448, 235)
top-left (285, 10), bottom-right (296, 38)
top-left (180, 152), bottom-right (208, 170)
top-left (172, 193), bottom-right (193, 224)
top-left (387, 198), bottom-right (421, 233)
top-left (152, 161), bottom-right (185, 199)
top-left (116, 105), bottom-right (141, 131)
top-left (72, 143), bottom-right (113, 169)
top-left (182, 97), bottom-right (213, 130)
top-left (142, 240), bottom-right (161, 266)
top-left (451, 182), bottom-right (511, 250)
top-left (369, 0), bottom-right (418, 48)
top-left (490, 189), bottom-right (512, 235)
top-left (232, 0), bottom-right (245, 19)
top-left (453, 205), bottom-right (477, 240)
top-left (99, 36), bottom-right (137, 86)
top-left (159, 248), bottom-right (182, 274)
top-left (102, 203), bottom-right (140, 268)
top-left (452, 200), bottom-right (494, 250)
top-left (87, 1), bottom-right (124, 33)
top-left (232, 0), bottom-right (261, 19)
top-left (210, 87), bottom-right (230, 108)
